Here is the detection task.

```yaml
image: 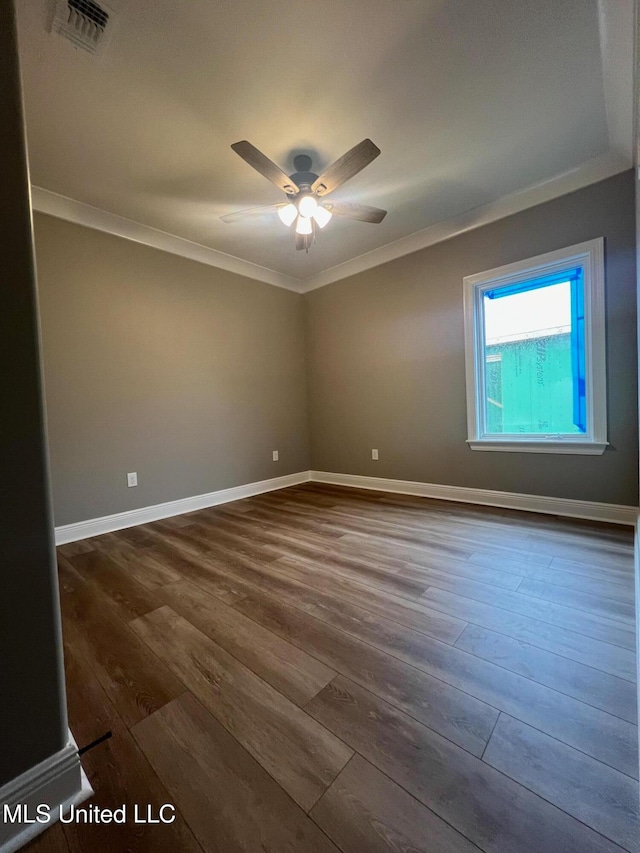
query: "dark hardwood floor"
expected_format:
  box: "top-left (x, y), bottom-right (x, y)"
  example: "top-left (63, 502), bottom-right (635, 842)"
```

top-left (27, 483), bottom-right (638, 853)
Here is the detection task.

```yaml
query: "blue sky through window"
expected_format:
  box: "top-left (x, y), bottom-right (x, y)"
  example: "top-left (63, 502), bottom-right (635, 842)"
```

top-left (484, 281), bottom-right (571, 345)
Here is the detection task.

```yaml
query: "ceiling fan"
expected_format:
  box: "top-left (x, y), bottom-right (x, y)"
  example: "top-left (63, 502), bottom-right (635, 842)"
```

top-left (221, 139), bottom-right (387, 252)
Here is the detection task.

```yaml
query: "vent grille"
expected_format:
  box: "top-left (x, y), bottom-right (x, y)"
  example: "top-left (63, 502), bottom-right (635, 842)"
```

top-left (69, 0), bottom-right (109, 30)
top-left (52, 0), bottom-right (114, 54)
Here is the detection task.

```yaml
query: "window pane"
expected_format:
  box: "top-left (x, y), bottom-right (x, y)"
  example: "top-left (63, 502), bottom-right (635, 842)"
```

top-left (482, 279), bottom-right (585, 435)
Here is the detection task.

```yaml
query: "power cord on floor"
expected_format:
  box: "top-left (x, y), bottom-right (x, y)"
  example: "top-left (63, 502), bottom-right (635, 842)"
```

top-left (78, 730), bottom-right (112, 756)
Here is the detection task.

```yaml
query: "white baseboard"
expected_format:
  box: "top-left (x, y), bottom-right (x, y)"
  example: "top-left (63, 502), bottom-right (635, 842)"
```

top-left (0, 731), bottom-right (92, 853)
top-left (310, 471), bottom-right (637, 525)
top-left (55, 471), bottom-right (311, 544)
top-left (54, 469), bottom-right (637, 545)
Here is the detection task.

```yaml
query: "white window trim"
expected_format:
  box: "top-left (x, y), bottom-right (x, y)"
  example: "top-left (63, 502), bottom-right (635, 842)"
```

top-left (463, 238), bottom-right (607, 455)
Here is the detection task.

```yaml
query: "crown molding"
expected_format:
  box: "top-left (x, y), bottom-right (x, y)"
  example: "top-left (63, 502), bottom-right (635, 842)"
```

top-left (31, 151), bottom-right (630, 296)
top-left (298, 151), bottom-right (631, 292)
top-left (30, 186), bottom-right (304, 293)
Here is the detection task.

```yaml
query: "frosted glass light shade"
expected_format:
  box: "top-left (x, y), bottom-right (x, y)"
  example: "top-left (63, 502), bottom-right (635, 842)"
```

top-left (298, 195), bottom-right (318, 218)
top-left (295, 215), bottom-right (313, 235)
top-left (277, 203), bottom-right (297, 227)
top-left (312, 206), bottom-right (332, 228)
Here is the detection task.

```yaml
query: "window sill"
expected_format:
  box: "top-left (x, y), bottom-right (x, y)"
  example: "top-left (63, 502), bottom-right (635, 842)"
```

top-left (466, 440), bottom-right (608, 456)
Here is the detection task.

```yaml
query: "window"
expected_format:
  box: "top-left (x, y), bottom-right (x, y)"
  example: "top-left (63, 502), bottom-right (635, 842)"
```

top-left (463, 238), bottom-right (607, 454)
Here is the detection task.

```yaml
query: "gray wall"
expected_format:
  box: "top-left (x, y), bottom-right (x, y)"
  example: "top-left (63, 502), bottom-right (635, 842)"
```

top-left (634, 61), bottom-right (640, 768)
top-left (0, 3), bottom-right (67, 786)
top-left (34, 215), bottom-right (310, 527)
top-left (305, 171), bottom-right (638, 506)
top-left (34, 171), bottom-right (638, 528)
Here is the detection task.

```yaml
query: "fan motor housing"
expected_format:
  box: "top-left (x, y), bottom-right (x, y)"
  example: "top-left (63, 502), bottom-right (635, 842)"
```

top-left (289, 173), bottom-right (318, 194)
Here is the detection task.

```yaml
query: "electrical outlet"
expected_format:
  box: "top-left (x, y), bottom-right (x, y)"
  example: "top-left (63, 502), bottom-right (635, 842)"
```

top-left (371, 449), bottom-right (379, 460)
top-left (127, 472), bottom-right (138, 487)
top-left (272, 450), bottom-right (279, 461)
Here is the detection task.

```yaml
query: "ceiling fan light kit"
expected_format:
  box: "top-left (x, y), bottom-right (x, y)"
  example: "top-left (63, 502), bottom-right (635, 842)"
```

top-left (295, 215), bottom-right (313, 235)
top-left (312, 206), bottom-right (332, 229)
top-left (297, 194), bottom-right (317, 218)
top-left (223, 139), bottom-right (387, 252)
top-left (277, 203), bottom-right (297, 227)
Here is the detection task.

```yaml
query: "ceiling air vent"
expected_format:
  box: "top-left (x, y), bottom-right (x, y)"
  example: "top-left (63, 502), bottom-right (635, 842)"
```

top-left (52, 0), bottom-right (114, 55)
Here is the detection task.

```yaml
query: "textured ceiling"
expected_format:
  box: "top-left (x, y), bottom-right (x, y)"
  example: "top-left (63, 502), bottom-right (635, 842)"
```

top-left (16, 0), bottom-right (633, 283)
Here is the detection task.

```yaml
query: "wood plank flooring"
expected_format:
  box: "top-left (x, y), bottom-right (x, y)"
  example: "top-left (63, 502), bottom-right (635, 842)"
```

top-left (27, 483), bottom-right (638, 853)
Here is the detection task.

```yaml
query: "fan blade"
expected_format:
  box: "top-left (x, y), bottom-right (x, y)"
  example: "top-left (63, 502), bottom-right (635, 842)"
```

top-left (295, 232), bottom-right (305, 251)
top-left (220, 203), bottom-right (284, 223)
top-left (231, 141), bottom-right (299, 194)
top-left (311, 139), bottom-right (380, 196)
top-left (325, 201), bottom-right (387, 223)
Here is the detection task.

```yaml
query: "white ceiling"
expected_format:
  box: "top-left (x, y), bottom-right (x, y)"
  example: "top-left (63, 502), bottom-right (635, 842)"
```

top-left (16, 0), bottom-right (634, 290)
